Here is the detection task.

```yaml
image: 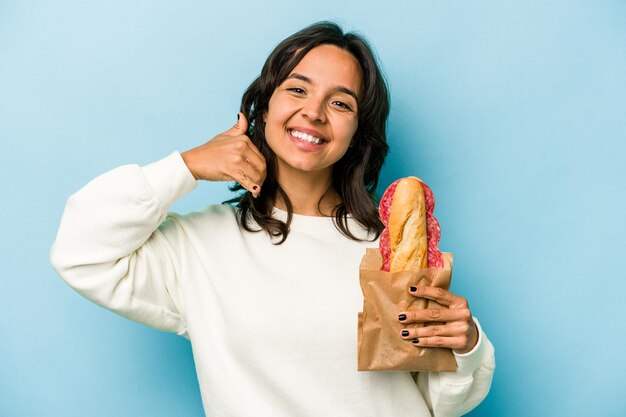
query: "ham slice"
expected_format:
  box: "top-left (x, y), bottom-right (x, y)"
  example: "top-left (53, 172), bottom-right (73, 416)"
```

top-left (379, 177), bottom-right (444, 271)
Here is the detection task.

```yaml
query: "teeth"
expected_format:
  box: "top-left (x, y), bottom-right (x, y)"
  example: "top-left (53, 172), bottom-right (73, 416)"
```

top-left (290, 129), bottom-right (323, 145)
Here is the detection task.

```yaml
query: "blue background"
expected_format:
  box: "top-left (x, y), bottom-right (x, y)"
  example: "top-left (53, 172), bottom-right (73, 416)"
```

top-left (1, 1), bottom-right (625, 416)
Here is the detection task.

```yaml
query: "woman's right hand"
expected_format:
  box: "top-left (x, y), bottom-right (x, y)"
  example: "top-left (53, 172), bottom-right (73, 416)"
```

top-left (181, 112), bottom-right (266, 198)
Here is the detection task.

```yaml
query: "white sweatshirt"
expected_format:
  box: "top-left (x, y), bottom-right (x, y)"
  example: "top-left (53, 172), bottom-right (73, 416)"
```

top-left (50, 151), bottom-right (495, 417)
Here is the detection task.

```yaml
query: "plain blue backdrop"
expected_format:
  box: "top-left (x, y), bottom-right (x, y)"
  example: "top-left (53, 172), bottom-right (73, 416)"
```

top-left (1, 1), bottom-right (625, 416)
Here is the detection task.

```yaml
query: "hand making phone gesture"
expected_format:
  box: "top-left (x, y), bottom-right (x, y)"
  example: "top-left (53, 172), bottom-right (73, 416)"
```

top-left (181, 112), bottom-right (266, 198)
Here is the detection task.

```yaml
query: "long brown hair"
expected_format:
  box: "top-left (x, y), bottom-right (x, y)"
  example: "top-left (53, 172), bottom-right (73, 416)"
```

top-left (223, 21), bottom-right (390, 244)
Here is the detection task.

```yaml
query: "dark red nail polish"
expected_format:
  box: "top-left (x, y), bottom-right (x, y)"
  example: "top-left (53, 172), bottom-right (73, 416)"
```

top-left (410, 286), bottom-right (417, 292)
top-left (237, 113), bottom-right (240, 120)
top-left (412, 338), bottom-right (419, 344)
top-left (252, 185), bottom-right (258, 191)
top-left (398, 314), bottom-right (407, 321)
top-left (401, 330), bottom-right (409, 337)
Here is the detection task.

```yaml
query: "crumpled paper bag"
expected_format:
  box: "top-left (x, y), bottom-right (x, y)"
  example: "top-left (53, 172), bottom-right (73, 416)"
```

top-left (357, 248), bottom-right (457, 372)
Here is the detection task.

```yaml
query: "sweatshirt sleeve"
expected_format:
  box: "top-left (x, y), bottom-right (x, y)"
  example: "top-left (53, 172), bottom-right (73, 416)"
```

top-left (414, 318), bottom-right (496, 416)
top-left (50, 151), bottom-right (198, 338)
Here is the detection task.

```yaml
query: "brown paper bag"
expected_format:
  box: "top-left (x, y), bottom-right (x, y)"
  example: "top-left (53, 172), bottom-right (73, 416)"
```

top-left (357, 248), bottom-right (457, 372)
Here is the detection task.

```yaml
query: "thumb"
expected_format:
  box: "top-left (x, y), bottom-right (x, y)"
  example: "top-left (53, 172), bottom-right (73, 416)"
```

top-left (225, 112), bottom-right (249, 136)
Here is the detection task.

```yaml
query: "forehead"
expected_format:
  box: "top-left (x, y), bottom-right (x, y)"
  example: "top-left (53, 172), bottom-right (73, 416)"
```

top-left (288, 45), bottom-right (363, 97)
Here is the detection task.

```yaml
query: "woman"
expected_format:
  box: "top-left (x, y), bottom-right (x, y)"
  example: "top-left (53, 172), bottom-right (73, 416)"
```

top-left (51, 21), bottom-right (495, 416)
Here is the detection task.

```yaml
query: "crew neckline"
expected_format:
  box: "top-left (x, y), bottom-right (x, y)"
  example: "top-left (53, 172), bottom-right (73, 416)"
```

top-left (271, 206), bottom-right (349, 219)
top-left (270, 207), bottom-right (372, 239)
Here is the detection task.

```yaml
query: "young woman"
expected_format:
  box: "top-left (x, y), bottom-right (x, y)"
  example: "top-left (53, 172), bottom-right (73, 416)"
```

top-left (51, 21), bottom-right (495, 416)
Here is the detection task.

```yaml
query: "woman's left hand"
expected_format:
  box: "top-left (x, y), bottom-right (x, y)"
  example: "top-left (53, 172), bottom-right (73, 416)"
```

top-left (398, 286), bottom-right (478, 354)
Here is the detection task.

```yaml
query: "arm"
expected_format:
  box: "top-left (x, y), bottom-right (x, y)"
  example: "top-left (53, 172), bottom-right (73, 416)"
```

top-left (399, 286), bottom-right (495, 416)
top-left (50, 152), bottom-right (198, 336)
top-left (415, 318), bottom-right (495, 416)
top-left (51, 113), bottom-right (266, 336)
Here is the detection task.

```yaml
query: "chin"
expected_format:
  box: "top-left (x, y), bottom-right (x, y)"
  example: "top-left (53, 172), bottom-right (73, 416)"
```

top-left (282, 160), bottom-right (327, 174)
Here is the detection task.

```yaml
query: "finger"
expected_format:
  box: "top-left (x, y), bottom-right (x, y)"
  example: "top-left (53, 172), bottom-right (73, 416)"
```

top-left (223, 166), bottom-right (260, 197)
top-left (242, 135), bottom-right (265, 164)
top-left (224, 112), bottom-right (250, 137)
top-left (223, 141), bottom-right (264, 192)
top-left (400, 321), bottom-right (470, 340)
top-left (237, 160), bottom-right (264, 192)
top-left (241, 146), bottom-right (267, 185)
top-left (228, 133), bottom-right (262, 165)
top-left (225, 117), bottom-right (266, 183)
top-left (409, 285), bottom-right (468, 309)
top-left (235, 148), bottom-right (265, 191)
top-left (398, 308), bottom-right (471, 324)
top-left (409, 336), bottom-right (468, 350)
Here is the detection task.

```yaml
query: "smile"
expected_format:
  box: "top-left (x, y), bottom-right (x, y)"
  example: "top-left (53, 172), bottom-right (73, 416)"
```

top-left (288, 129), bottom-right (326, 145)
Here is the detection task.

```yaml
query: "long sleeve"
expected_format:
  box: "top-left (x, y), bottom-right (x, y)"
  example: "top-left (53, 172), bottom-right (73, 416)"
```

top-left (50, 151), bottom-right (197, 337)
top-left (51, 151), bottom-right (495, 416)
top-left (415, 318), bottom-right (496, 416)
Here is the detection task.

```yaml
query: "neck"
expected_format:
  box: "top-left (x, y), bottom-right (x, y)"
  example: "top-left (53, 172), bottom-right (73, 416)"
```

top-left (274, 167), bottom-right (341, 217)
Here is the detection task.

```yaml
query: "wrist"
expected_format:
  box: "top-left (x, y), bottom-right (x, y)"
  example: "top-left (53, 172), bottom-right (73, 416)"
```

top-left (141, 152), bottom-right (198, 208)
top-left (453, 319), bottom-right (479, 354)
top-left (180, 150), bottom-right (200, 180)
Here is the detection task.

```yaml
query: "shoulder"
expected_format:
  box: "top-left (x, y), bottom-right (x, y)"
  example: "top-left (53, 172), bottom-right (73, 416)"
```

top-left (170, 203), bottom-right (238, 223)
top-left (158, 203), bottom-right (242, 234)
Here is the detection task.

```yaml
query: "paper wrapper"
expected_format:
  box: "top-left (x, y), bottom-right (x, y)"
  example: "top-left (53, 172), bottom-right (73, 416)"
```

top-left (357, 248), bottom-right (457, 372)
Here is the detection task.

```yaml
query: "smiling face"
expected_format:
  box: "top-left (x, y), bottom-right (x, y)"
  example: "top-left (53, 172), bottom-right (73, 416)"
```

top-left (263, 44), bottom-right (363, 181)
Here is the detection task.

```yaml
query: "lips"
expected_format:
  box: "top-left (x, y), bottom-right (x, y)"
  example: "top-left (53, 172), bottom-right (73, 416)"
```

top-left (287, 130), bottom-right (325, 147)
top-left (287, 126), bottom-right (327, 142)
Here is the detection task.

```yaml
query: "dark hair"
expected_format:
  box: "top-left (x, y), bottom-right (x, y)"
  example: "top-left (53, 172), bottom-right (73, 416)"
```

top-left (223, 21), bottom-right (390, 244)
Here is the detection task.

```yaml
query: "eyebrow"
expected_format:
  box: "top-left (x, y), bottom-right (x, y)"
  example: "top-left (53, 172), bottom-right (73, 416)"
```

top-left (286, 73), bottom-right (359, 103)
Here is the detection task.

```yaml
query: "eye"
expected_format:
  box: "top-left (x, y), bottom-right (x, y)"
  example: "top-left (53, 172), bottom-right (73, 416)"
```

top-left (287, 87), bottom-right (305, 94)
top-left (333, 101), bottom-right (353, 111)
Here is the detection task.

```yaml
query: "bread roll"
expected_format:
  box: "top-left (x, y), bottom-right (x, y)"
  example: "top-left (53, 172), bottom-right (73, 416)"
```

top-left (379, 176), bottom-right (443, 272)
top-left (388, 178), bottom-right (428, 272)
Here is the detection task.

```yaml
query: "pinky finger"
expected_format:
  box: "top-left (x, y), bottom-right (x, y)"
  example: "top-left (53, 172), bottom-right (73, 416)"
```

top-left (235, 168), bottom-right (261, 197)
top-left (411, 336), bottom-right (465, 350)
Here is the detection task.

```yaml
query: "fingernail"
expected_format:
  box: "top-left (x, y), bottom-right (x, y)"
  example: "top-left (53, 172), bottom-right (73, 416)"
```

top-left (252, 185), bottom-right (258, 190)
top-left (398, 314), bottom-right (407, 321)
top-left (410, 286), bottom-right (417, 292)
top-left (401, 330), bottom-right (409, 337)
top-left (412, 338), bottom-right (420, 344)
top-left (237, 113), bottom-right (240, 120)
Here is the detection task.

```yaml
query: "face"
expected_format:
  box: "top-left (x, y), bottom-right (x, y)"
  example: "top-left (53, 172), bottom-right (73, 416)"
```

top-left (263, 44), bottom-right (362, 180)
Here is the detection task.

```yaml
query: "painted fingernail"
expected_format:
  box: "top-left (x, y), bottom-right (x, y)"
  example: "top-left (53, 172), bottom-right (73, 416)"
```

top-left (401, 330), bottom-right (409, 337)
top-left (398, 314), bottom-right (407, 321)
top-left (410, 286), bottom-right (417, 292)
top-left (237, 113), bottom-right (240, 120)
top-left (412, 338), bottom-right (420, 344)
top-left (252, 185), bottom-right (258, 190)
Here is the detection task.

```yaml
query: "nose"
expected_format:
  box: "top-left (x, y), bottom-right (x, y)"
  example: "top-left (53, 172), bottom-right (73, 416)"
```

top-left (301, 95), bottom-right (326, 123)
